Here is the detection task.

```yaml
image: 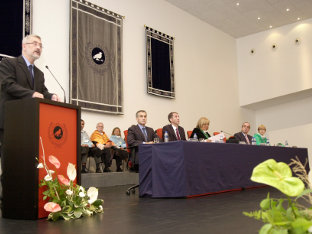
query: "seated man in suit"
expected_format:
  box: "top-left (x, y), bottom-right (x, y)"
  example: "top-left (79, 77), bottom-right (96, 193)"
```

top-left (162, 112), bottom-right (186, 141)
top-left (234, 122), bottom-right (253, 144)
top-left (80, 119), bottom-right (102, 173)
top-left (127, 110), bottom-right (157, 172)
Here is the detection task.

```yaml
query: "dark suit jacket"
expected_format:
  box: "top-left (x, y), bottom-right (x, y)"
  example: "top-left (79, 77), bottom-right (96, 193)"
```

top-left (234, 132), bottom-right (253, 144)
top-left (162, 124), bottom-right (186, 141)
top-left (190, 128), bottom-right (211, 139)
top-left (127, 124), bottom-right (157, 148)
top-left (0, 56), bottom-right (53, 129)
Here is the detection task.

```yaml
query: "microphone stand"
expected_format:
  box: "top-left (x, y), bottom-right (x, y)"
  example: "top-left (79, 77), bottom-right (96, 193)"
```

top-left (45, 65), bottom-right (66, 103)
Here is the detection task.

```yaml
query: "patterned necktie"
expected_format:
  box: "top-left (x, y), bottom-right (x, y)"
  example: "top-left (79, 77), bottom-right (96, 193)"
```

top-left (244, 134), bottom-right (250, 144)
top-left (176, 128), bottom-right (181, 140)
top-left (28, 65), bottom-right (34, 86)
top-left (142, 127), bottom-right (148, 141)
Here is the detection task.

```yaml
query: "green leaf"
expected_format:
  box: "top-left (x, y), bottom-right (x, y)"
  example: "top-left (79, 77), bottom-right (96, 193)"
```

top-left (260, 198), bottom-right (271, 210)
top-left (251, 159), bottom-right (304, 197)
top-left (290, 217), bottom-right (312, 233)
top-left (259, 223), bottom-right (272, 234)
top-left (92, 199), bottom-right (104, 207)
top-left (74, 210), bottom-right (82, 219)
top-left (295, 189), bottom-right (312, 201)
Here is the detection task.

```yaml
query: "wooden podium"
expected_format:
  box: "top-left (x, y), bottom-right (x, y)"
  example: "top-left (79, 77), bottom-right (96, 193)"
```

top-left (2, 98), bottom-right (81, 219)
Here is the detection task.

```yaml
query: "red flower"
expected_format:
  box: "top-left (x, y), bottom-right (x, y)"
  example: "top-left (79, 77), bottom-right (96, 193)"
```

top-left (44, 202), bottom-right (61, 213)
top-left (58, 175), bottom-right (70, 186)
top-left (49, 155), bottom-right (61, 169)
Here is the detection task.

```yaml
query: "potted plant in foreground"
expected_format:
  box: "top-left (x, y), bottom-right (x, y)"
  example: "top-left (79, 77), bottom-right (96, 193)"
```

top-left (244, 157), bottom-right (312, 233)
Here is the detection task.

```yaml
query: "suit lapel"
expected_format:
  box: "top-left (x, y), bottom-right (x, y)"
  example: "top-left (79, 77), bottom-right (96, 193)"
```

top-left (18, 56), bottom-right (34, 89)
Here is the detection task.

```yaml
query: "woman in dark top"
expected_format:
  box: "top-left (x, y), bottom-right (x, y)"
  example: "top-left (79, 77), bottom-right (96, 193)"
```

top-left (190, 117), bottom-right (211, 142)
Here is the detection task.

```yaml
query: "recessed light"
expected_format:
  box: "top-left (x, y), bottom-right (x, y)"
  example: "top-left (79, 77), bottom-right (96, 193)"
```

top-left (257, 17), bottom-right (261, 20)
top-left (236, 2), bottom-right (240, 6)
top-left (297, 17), bottom-right (301, 20)
top-left (269, 25), bottom-right (273, 29)
top-left (286, 8), bottom-right (290, 12)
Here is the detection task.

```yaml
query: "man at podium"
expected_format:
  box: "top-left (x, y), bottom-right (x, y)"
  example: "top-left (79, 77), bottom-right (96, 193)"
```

top-left (0, 34), bottom-right (61, 198)
top-left (0, 34), bottom-right (61, 150)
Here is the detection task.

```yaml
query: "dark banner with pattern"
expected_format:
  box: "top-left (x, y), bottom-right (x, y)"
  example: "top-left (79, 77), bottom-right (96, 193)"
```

top-left (146, 26), bottom-right (175, 98)
top-left (70, 0), bottom-right (123, 114)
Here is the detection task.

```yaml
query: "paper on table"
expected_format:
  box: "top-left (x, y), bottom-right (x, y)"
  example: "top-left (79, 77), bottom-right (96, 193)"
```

top-left (208, 132), bottom-right (225, 143)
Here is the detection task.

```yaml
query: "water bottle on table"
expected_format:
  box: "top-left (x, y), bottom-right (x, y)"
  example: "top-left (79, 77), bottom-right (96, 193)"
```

top-left (164, 131), bottom-right (169, 143)
top-left (251, 137), bottom-right (256, 145)
top-left (285, 140), bottom-right (289, 147)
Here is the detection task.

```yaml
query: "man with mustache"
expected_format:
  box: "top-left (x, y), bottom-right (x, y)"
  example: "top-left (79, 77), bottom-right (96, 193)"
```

top-left (0, 34), bottom-right (61, 197)
top-left (0, 34), bottom-right (61, 145)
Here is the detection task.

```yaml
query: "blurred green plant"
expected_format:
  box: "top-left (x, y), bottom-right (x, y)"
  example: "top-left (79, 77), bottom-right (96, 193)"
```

top-left (243, 158), bottom-right (312, 234)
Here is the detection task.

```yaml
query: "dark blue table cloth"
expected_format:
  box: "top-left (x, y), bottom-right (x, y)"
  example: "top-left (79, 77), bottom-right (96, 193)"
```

top-left (139, 141), bottom-right (309, 198)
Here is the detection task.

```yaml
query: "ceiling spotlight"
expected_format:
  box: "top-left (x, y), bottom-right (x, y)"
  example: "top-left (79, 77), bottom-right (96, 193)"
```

top-left (269, 25), bottom-right (273, 29)
top-left (297, 17), bottom-right (301, 20)
top-left (257, 17), bottom-right (261, 20)
top-left (286, 8), bottom-right (290, 12)
top-left (236, 2), bottom-right (240, 6)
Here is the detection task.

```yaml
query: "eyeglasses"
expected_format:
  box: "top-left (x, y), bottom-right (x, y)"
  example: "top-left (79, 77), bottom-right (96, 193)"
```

top-left (25, 41), bottom-right (43, 48)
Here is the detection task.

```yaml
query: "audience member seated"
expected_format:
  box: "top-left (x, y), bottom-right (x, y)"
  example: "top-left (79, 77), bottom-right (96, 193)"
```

top-left (80, 119), bottom-right (102, 173)
top-left (253, 124), bottom-right (268, 145)
top-left (90, 122), bottom-right (123, 172)
top-left (190, 117), bottom-right (212, 142)
top-left (110, 127), bottom-right (129, 169)
top-left (127, 110), bottom-right (157, 172)
top-left (234, 122), bottom-right (252, 145)
top-left (162, 112), bottom-right (186, 141)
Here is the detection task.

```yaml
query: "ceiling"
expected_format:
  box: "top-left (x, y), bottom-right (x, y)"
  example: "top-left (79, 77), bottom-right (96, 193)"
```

top-left (165, 0), bottom-right (312, 38)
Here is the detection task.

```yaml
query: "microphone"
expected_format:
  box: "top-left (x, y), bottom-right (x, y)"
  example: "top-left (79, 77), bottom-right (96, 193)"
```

top-left (45, 65), bottom-right (66, 103)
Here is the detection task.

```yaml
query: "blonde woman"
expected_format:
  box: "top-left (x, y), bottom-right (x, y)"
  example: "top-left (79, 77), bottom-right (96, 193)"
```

top-left (253, 124), bottom-right (268, 145)
top-left (190, 117), bottom-right (211, 141)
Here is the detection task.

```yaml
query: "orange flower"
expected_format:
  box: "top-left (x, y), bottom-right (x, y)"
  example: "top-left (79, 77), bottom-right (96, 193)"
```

top-left (49, 155), bottom-right (61, 169)
top-left (58, 175), bottom-right (70, 186)
top-left (44, 202), bottom-right (61, 213)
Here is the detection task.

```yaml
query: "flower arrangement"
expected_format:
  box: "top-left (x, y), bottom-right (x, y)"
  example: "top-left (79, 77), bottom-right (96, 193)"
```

top-left (37, 137), bottom-right (103, 221)
top-left (243, 157), bottom-right (312, 234)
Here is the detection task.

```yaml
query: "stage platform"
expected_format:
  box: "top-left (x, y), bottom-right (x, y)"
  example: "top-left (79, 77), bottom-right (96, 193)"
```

top-left (0, 185), bottom-right (288, 233)
top-left (81, 171), bottom-right (139, 188)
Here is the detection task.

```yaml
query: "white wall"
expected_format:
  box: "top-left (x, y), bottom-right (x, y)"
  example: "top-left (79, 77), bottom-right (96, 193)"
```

top-left (237, 18), bottom-right (312, 160)
top-left (32, 0), bottom-right (251, 137)
top-left (237, 18), bottom-right (312, 106)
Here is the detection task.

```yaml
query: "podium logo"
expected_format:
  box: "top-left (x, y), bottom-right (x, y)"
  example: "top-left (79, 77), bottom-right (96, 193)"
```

top-left (48, 123), bottom-right (67, 146)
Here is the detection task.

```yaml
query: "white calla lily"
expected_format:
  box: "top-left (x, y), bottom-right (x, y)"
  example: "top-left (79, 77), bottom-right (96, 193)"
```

top-left (44, 174), bottom-right (52, 181)
top-left (87, 187), bottom-right (98, 204)
top-left (67, 163), bottom-right (76, 181)
top-left (37, 163), bottom-right (44, 168)
top-left (79, 192), bottom-right (85, 197)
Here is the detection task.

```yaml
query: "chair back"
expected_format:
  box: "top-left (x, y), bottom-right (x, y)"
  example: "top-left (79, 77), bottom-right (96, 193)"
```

top-left (123, 130), bottom-right (131, 153)
top-left (187, 131), bottom-right (192, 139)
top-left (156, 128), bottom-right (163, 140)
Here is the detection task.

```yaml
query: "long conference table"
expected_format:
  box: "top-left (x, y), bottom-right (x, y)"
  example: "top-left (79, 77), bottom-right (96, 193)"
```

top-left (138, 141), bottom-right (309, 198)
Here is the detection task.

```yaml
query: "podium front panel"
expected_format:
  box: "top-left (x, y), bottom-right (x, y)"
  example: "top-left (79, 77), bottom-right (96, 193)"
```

top-left (38, 103), bottom-right (78, 218)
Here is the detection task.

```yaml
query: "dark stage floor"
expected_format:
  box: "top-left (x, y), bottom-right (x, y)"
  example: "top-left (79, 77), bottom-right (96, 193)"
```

top-left (0, 185), bottom-right (284, 234)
